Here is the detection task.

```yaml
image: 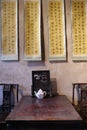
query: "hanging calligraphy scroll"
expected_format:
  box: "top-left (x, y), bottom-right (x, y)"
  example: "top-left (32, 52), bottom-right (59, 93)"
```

top-left (71, 0), bottom-right (87, 61)
top-left (0, 0), bottom-right (18, 60)
top-left (23, 0), bottom-right (41, 61)
top-left (48, 0), bottom-right (66, 61)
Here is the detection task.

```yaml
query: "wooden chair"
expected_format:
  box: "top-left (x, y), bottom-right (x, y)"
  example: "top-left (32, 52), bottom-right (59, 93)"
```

top-left (0, 84), bottom-right (19, 130)
top-left (72, 83), bottom-right (87, 129)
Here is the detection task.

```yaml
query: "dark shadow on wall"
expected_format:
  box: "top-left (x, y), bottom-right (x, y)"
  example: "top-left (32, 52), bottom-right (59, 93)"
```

top-left (50, 78), bottom-right (58, 96)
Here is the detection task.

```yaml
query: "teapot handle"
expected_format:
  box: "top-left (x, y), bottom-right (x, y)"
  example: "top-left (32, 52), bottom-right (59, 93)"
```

top-left (43, 91), bottom-right (47, 96)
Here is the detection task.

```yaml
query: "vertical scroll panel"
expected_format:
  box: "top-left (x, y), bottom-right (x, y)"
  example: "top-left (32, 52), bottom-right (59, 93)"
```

top-left (0, 0), bottom-right (18, 60)
top-left (71, 0), bottom-right (87, 61)
top-left (48, 0), bottom-right (66, 61)
top-left (23, 0), bottom-right (41, 61)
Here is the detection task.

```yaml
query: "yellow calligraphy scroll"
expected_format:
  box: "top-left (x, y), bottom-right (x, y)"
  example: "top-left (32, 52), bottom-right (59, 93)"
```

top-left (24, 0), bottom-right (41, 61)
top-left (1, 0), bottom-right (18, 60)
top-left (71, 0), bottom-right (87, 60)
top-left (48, 0), bottom-right (66, 61)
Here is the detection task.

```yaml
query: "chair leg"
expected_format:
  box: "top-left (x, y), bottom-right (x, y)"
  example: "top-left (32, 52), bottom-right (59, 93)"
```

top-left (0, 122), bottom-right (6, 130)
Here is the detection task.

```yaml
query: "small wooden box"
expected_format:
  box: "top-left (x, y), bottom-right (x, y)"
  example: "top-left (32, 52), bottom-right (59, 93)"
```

top-left (32, 70), bottom-right (51, 97)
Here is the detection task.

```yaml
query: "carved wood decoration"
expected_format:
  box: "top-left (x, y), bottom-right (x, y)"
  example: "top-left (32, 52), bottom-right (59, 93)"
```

top-left (71, 0), bottom-right (87, 61)
top-left (48, 0), bottom-right (66, 61)
top-left (23, 0), bottom-right (41, 61)
top-left (0, 0), bottom-right (18, 60)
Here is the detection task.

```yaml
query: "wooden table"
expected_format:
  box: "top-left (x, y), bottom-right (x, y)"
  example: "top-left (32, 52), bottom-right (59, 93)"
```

top-left (6, 95), bottom-right (82, 130)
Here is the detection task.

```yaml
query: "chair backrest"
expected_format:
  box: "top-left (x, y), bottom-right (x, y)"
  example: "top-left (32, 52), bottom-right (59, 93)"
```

top-left (31, 70), bottom-right (51, 97)
top-left (0, 84), bottom-right (19, 112)
top-left (80, 85), bottom-right (87, 102)
top-left (72, 83), bottom-right (87, 121)
top-left (72, 83), bottom-right (87, 106)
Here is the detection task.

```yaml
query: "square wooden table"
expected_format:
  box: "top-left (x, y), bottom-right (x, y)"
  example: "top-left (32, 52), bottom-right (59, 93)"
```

top-left (6, 95), bottom-right (82, 130)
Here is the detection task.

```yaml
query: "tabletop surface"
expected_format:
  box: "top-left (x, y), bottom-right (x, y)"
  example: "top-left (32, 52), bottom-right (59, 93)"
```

top-left (6, 95), bottom-right (82, 121)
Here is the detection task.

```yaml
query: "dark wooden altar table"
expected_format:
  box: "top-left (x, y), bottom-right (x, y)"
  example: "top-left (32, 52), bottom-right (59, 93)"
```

top-left (6, 95), bottom-right (82, 130)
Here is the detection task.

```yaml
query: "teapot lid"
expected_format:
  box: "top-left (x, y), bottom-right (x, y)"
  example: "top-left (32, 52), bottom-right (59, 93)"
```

top-left (38, 89), bottom-right (43, 93)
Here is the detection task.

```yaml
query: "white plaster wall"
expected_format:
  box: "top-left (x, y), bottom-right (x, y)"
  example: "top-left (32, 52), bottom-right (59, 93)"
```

top-left (0, 0), bottom-right (87, 104)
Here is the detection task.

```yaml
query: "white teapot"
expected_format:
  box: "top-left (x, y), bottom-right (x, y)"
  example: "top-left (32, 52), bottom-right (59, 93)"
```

top-left (34, 89), bottom-right (47, 99)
